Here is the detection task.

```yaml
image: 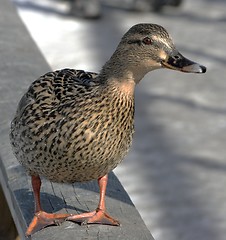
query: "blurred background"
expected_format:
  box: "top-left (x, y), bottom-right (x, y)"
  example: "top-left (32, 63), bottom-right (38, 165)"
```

top-left (12, 0), bottom-right (226, 240)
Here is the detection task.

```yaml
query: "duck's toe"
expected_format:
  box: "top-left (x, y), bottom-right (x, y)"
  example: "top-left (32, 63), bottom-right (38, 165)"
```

top-left (26, 211), bottom-right (70, 236)
top-left (67, 209), bottom-right (120, 226)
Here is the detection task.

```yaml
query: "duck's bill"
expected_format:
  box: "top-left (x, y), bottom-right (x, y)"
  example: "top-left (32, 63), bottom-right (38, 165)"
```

top-left (161, 52), bottom-right (206, 73)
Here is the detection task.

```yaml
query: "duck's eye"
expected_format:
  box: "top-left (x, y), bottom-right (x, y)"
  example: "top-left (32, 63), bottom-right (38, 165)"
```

top-left (142, 37), bottom-right (153, 45)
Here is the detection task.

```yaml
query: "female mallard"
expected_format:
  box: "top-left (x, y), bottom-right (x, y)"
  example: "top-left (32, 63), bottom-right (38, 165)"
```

top-left (10, 23), bottom-right (206, 236)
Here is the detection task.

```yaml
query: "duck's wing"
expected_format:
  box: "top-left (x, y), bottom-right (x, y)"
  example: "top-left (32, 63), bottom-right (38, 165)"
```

top-left (16, 68), bottom-right (99, 116)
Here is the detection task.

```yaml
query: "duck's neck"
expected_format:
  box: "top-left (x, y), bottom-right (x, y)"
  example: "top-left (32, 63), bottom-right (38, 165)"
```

top-left (99, 48), bottom-right (149, 85)
top-left (99, 64), bottom-right (136, 97)
top-left (99, 59), bottom-right (134, 97)
top-left (99, 46), bottom-right (160, 95)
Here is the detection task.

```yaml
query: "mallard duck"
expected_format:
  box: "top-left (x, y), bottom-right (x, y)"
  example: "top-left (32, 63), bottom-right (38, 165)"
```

top-left (10, 23), bottom-right (206, 236)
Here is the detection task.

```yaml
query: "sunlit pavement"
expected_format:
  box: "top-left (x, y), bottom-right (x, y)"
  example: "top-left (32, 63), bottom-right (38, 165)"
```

top-left (13, 1), bottom-right (226, 239)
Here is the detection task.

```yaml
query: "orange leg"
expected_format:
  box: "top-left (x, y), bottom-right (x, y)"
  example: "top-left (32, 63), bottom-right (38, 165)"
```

top-left (26, 175), bottom-right (70, 236)
top-left (67, 174), bottom-right (119, 226)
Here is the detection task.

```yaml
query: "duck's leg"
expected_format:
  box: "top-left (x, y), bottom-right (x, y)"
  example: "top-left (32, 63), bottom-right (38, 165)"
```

top-left (26, 175), bottom-right (70, 236)
top-left (67, 174), bottom-right (119, 226)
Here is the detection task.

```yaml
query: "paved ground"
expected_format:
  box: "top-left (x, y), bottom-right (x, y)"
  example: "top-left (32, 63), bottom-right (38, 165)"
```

top-left (13, 0), bottom-right (226, 240)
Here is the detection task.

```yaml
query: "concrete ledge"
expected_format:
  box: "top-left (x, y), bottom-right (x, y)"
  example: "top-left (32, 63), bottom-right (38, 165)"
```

top-left (0, 0), bottom-right (154, 239)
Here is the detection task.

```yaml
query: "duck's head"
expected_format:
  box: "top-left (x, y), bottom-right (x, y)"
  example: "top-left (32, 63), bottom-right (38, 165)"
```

top-left (104, 23), bottom-right (206, 84)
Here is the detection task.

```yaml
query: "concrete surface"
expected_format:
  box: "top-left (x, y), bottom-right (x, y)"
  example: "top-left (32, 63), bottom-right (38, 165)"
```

top-left (13, 0), bottom-right (226, 240)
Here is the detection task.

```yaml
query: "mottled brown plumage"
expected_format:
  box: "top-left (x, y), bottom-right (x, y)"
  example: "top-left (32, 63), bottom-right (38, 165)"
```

top-left (9, 23), bottom-right (206, 235)
top-left (10, 69), bottom-right (134, 183)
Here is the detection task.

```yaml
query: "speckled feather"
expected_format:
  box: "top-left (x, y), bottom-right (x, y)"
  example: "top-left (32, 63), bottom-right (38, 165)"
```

top-left (10, 68), bottom-right (135, 182)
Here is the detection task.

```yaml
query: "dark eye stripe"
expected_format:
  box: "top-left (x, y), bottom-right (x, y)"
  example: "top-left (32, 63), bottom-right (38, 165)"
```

top-left (127, 39), bottom-right (142, 45)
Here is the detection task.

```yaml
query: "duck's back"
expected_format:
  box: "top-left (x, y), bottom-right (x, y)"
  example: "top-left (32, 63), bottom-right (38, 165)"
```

top-left (10, 69), bottom-right (135, 183)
